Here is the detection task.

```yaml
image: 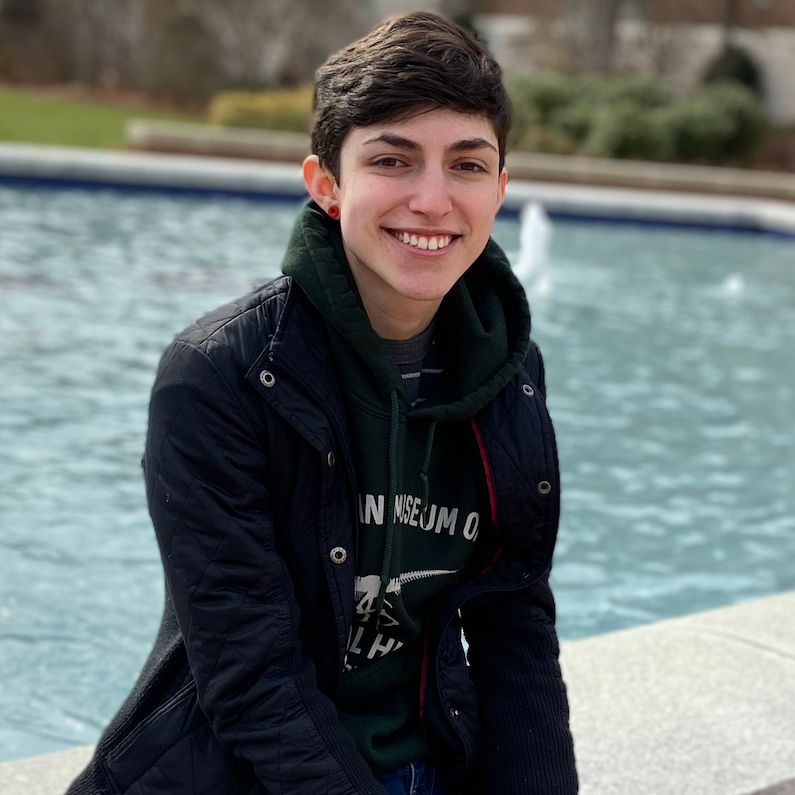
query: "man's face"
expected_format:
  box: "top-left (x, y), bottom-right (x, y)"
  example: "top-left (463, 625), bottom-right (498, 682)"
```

top-left (333, 108), bottom-right (507, 336)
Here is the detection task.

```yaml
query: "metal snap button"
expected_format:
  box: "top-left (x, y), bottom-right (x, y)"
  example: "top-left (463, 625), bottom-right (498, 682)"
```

top-left (522, 384), bottom-right (534, 396)
top-left (327, 451), bottom-right (335, 468)
top-left (450, 707), bottom-right (460, 718)
top-left (330, 546), bottom-right (347, 564)
top-left (538, 480), bottom-right (551, 494)
top-left (259, 370), bottom-right (276, 388)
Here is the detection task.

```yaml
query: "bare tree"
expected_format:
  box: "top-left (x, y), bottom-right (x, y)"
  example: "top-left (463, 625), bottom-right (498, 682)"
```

top-left (197, 0), bottom-right (359, 87)
top-left (581, 0), bottom-right (625, 74)
top-left (614, 12), bottom-right (695, 79)
top-left (198, 0), bottom-right (297, 87)
top-left (72, 0), bottom-right (147, 87)
top-left (73, 0), bottom-right (96, 84)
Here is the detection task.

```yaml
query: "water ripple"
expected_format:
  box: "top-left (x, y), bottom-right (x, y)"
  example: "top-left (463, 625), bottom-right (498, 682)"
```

top-left (1, 193), bottom-right (793, 762)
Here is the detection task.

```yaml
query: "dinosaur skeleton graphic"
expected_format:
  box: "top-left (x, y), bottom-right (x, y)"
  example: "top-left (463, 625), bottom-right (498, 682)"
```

top-left (353, 569), bottom-right (458, 627)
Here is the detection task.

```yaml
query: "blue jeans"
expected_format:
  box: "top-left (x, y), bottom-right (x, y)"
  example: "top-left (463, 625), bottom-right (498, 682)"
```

top-left (376, 761), bottom-right (448, 795)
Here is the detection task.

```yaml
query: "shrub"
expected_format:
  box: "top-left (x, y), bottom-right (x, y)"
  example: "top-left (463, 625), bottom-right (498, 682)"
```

top-left (507, 74), bottom-right (674, 157)
top-left (665, 82), bottom-right (767, 163)
top-left (582, 103), bottom-right (673, 161)
top-left (507, 72), bottom-right (768, 165)
top-left (507, 75), bottom-right (579, 147)
top-left (515, 125), bottom-right (579, 155)
top-left (551, 103), bottom-right (594, 147)
top-left (207, 86), bottom-right (313, 133)
top-left (576, 74), bottom-right (672, 110)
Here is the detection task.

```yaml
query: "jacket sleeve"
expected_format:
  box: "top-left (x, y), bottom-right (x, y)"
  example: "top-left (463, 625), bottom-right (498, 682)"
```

top-left (144, 339), bottom-right (385, 795)
top-left (463, 573), bottom-right (578, 794)
top-left (462, 341), bottom-right (577, 793)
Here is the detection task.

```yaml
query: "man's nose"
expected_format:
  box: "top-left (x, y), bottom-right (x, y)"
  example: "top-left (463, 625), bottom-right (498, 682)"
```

top-left (408, 166), bottom-right (453, 217)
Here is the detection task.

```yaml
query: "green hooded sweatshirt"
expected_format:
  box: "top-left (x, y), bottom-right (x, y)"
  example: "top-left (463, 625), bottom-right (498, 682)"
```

top-left (282, 201), bottom-right (531, 775)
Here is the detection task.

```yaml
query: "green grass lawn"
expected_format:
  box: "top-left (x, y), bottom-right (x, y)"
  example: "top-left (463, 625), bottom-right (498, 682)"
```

top-left (0, 86), bottom-right (200, 148)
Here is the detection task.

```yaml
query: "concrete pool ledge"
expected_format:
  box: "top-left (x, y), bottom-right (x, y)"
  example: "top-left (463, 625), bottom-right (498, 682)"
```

top-left (2, 590), bottom-right (794, 795)
top-left (2, 141), bottom-right (795, 237)
top-left (561, 589), bottom-right (795, 795)
top-left (126, 120), bottom-right (795, 205)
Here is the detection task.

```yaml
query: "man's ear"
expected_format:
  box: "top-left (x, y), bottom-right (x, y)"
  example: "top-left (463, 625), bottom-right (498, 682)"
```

top-left (303, 155), bottom-right (339, 211)
top-left (497, 168), bottom-right (508, 208)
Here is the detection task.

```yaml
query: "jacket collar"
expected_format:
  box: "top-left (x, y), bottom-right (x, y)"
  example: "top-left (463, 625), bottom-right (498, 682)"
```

top-left (253, 277), bottom-right (355, 475)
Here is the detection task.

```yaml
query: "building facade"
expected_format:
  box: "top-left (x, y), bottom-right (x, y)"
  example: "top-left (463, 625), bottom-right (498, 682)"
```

top-left (475, 0), bottom-right (795, 123)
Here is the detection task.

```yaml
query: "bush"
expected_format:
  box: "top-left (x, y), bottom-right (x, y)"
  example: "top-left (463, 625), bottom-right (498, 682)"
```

top-left (583, 103), bottom-right (674, 161)
top-left (507, 74), bottom-right (673, 156)
top-left (506, 74), bottom-right (579, 147)
top-left (515, 125), bottom-right (579, 156)
top-left (207, 86), bottom-right (313, 133)
top-left (703, 44), bottom-right (764, 99)
top-left (665, 83), bottom-right (767, 163)
top-left (507, 73), bottom-right (768, 165)
top-left (576, 74), bottom-right (672, 110)
top-left (551, 103), bottom-right (594, 147)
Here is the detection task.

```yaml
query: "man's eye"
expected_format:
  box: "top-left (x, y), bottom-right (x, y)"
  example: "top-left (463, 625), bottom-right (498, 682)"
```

top-left (454, 162), bottom-right (485, 172)
top-left (374, 157), bottom-right (403, 168)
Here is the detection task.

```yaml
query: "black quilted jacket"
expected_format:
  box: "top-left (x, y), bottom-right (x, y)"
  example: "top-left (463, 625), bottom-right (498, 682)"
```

top-left (66, 276), bottom-right (577, 795)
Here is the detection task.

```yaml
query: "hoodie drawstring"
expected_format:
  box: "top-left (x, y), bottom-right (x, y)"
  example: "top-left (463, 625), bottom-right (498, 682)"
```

top-left (418, 421), bottom-right (437, 517)
top-left (375, 405), bottom-right (438, 627)
top-left (375, 389), bottom-right (401, 624)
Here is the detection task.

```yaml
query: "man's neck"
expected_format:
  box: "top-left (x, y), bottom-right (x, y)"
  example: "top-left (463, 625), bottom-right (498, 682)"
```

top-left (366, 299), bottom-right (439, 340)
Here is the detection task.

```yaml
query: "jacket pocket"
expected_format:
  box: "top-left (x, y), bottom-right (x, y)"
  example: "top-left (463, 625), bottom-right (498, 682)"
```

top-left (103, 681), bottom-right (254, 795)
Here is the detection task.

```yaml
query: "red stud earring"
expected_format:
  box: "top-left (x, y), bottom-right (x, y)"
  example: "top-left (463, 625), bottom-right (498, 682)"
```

top-left (327, 205), bottom-right (340, 219)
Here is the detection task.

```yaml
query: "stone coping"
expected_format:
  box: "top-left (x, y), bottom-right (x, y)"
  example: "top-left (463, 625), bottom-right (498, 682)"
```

top-left (125, 119), bottom-right (795, 203)
top-left (3, 140), bottom-right (795, 237)
top-left (2, 590), bottom-right (794, 795)
top-left (562, 590), bottom-right (795, 795)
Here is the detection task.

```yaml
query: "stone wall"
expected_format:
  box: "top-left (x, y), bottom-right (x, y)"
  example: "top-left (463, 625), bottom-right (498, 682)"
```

top-left (475, 14), bottom-right (795, 124)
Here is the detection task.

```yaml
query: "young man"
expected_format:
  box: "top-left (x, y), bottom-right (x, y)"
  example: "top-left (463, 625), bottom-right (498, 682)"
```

top-left (67, 12), bottom-right (577, 795)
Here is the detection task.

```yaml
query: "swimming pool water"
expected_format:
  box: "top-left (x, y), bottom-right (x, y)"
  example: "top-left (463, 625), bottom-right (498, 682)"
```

top-left (1, 185), bottom-right (794, 762)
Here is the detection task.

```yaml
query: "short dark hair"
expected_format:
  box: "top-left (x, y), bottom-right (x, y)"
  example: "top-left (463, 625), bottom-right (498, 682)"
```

top-left (311, 11), bottom-right (511, 183)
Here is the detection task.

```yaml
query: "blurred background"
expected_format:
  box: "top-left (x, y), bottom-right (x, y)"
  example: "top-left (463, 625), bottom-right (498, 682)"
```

top-left (1, 0), bottom-right (794, 771)
top-left (0, 0), bottom-right (793, 166)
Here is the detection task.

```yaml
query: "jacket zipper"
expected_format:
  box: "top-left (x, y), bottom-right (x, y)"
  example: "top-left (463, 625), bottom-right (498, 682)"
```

top-left (419, 417), bottom-right (501, 751)
top-left (420, 416), bottom-right (554, 758)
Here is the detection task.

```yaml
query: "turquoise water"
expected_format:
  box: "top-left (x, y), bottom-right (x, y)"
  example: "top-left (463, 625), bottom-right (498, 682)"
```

top-left (1, 185), bottom-right (794, 762)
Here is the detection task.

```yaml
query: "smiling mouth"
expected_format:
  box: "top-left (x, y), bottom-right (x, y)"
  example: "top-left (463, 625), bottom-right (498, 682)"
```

top-left (389, 230), bottom-right (456, 251)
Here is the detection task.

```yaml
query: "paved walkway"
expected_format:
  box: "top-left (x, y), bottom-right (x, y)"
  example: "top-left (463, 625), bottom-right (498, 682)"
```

top-left (2, 591), bottom-right (793, 794)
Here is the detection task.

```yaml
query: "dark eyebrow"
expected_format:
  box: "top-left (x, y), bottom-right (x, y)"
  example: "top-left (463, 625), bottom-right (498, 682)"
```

top-left (360, 133), bottom-right (419, 150)
top-left (359, 133), bottom-right (498, 156)
top-left (448, 137), bottom-right (498, 155)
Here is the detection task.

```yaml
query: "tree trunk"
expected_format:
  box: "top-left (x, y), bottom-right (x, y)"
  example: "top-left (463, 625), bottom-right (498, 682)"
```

top-left (74, 0), bottom-right (94, 84)
top-left (583, 0), bottom-right (623, 74)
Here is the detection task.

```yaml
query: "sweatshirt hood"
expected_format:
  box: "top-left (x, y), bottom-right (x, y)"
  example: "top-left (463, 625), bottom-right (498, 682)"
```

top-left (282, 201), bottom-right (531, 422)
top-left (283, 200), bottom-right (531, 631)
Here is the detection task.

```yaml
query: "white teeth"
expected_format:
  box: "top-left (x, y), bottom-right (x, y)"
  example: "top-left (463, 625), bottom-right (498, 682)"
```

top-left (393, 231), bottom-right (454, 250)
